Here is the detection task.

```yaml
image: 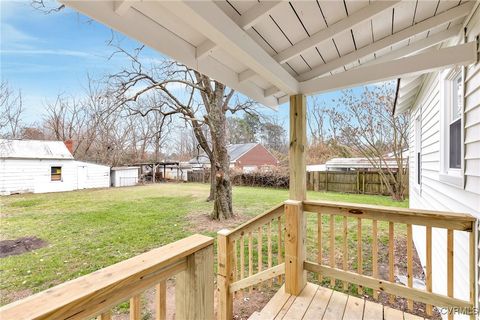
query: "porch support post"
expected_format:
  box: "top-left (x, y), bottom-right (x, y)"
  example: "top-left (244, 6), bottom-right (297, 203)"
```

top-left (285, 94), bottom-right (307, 295)
top-left (289, 94), bottom-right (307, 201)
top-left (284, 200), bottom-right (307, 295)
top-left (175, 243), bottom-right (214, 320)
top-left (217, 229), bottom-right (233, 320)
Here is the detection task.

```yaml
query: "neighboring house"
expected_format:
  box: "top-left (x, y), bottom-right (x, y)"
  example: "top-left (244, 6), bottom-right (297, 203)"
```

top-left (394, 9), bottom-right (479, 312)
top-left (0, 139), bottom-right (110, 195)
top-left (110, 167), bottom-right (140, 187)
top-left (325, 157), bottom-right (404, 172)
top-left (189, 143), bottom-right (279, 173)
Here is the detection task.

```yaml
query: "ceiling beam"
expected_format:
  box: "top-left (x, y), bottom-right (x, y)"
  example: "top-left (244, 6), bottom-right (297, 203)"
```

top-left (196, 40), bottom-right (217, 60)
top-left (300, 42), bottom-right (477, 95)
top-left (114, 0), bottom-right (133, 15)
top-left (297, 2), bottom-right (474, 82)
top-left (264, 86), bottom-right (281, 97)
top-left (365, 25), bottom-right (462, 66)
top-left (239, 1), bottom-right (282, 30)
top-left (61, 0), bottom-right (279, 107)
top-left (274, 0), bottom-right (400, 64)
top-left (238, 69), bottom-right (257, 82)
top-left (161, 0), bottom-right (299, 94)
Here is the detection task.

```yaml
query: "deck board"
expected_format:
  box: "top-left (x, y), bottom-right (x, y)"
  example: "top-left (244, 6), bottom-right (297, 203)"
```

top-left (302, 286), bottom-right (332, 320)
top-left (322, 290), bottom-right (349, 320)
top-left (342, 295), bottom-right (365, 320)
top-left (254, 282), bottom-right (424, 320)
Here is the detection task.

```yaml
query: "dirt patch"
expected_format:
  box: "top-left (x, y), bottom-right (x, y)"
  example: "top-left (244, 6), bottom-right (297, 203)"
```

top-left (0, 236), bottom-right (47, 258)
top-left (187, 211), bottom-right (252, 233)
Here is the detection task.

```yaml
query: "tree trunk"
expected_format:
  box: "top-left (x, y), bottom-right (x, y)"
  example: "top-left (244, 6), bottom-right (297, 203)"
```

top-left (208, 85), bottom-right (233, 220)
top-left (207, 161), bottom-right (215, 202)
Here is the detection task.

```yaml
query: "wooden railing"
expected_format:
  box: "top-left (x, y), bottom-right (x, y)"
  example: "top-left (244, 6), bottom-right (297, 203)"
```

top-left (301, 200), bottom-right (477, 320)
top-left (217, 203), bottom-right (286, 319)
top-left (0, 234), bottom-right (214, 320)
top-left (217, 200), bottom-right (477, 320)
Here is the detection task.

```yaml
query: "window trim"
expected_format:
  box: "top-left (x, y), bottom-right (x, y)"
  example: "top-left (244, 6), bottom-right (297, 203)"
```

top-left (439, 68), bottom-right (464, 188)
top-left (414, 113), bottom-right (422, 191)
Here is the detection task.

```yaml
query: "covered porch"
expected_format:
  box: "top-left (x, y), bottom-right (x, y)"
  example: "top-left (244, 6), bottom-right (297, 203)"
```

top-left (1, 0), bottom-right (479, 319)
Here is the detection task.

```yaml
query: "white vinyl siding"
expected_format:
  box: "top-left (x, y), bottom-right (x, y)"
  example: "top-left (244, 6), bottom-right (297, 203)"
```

top-left (408, 8), bottom-right (480, 318)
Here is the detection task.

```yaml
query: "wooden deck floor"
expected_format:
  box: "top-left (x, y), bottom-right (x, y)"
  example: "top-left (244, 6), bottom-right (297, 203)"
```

top-left (249, 283), bottom-right (424, 320)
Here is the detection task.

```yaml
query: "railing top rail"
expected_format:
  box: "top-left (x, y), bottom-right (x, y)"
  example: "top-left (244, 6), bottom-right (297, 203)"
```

top-left (303, 200), bottom-right (476, 231)
top-left (223, 203), bottom-right (285, 240)
top-left (0, 234), bottom-right (213, 320)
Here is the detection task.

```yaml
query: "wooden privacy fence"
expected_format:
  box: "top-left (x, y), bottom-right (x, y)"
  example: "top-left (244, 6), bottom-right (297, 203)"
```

top-left (188, 170), bottom-right (408, 196)
top-left (0, 234), bottom-right (214, 320)
top-left (307, 170), bottom-right (408, 196)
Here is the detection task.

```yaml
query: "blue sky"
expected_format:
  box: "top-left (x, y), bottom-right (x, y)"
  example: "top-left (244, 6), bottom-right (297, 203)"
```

top-left (1, 1), bottom-right (366, 124)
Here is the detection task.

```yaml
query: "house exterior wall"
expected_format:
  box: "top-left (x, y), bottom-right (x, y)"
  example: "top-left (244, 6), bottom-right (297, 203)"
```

top-left (111, 168), bottom-right (139, 187)
top-left (235, 144), bottom-right (279, 171)
top-left (407, 10), bottom-right (480, 315)
top-left (0, 159), bottom-right (110, 195)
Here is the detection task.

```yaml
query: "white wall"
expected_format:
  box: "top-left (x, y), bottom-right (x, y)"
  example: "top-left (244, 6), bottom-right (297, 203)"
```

top-left (74, 161), bottom-right (110, 190)
top-left (111, 168), bottom-right (139, 187)
top-left (0, 159), bottom-right (110, 195)
top-left (408, 9), bottom-right (480, 318)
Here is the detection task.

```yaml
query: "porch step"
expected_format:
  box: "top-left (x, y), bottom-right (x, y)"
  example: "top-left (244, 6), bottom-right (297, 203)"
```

top-left (248, 311), bottom-right (262, 320)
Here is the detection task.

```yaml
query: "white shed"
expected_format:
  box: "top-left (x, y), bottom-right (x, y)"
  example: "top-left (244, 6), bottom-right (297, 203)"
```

top-left (0, 139), bottom-right (110, 195)
top-left (110, 167), bottom-right (139, 187)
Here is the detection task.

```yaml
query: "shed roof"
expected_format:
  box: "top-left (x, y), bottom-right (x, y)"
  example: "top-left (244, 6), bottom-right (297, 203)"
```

top-left (62, 1), bottom-right (478, 108)
top-left (0, 139), bottom-right (74, 160)
top-left (189, 143), bottom-right (258, 164)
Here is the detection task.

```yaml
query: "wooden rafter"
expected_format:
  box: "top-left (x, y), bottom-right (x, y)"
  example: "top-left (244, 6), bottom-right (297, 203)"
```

top-left (297, 2), bottom-right (474, 82)
top-left (300, 42), bottom-right (477, 95)
top-left (161, 0), bottom-right (299, 94)
top-left (238, 1), bottom-right (282, 30)
top-left (274, 1), bottom-right (401, 64)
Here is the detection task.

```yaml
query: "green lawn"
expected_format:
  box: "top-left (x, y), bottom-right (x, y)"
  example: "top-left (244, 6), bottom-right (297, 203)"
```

top-left (0, 183), bottom-right (407, 305)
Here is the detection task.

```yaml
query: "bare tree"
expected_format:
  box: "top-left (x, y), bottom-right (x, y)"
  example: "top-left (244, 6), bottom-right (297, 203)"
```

top-left (108, 46), bottom-right (255, 220)
top-left (0, 81), bottom-right (25, 139)
top-left (329, 83), bottom-right (409, 200)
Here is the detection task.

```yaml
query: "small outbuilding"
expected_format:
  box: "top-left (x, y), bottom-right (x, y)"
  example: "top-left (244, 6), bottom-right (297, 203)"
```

top-left (110, 167), bottom-right (139, 187)
top-left (0, 139), bottom-right (110, 195)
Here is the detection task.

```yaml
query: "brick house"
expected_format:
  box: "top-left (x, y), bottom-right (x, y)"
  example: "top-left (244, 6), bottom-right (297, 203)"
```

top-left (189, 143), bottom-right (279, 173)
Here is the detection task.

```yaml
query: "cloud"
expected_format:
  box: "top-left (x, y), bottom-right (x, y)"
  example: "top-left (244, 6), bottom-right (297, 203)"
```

top-left (0, 48), bottom-right (92, 57)
top-left (0, 24), bottom-right (40, 49)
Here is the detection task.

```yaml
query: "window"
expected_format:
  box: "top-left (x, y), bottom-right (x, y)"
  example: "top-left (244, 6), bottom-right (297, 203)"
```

top-left (51, 166), bottom-right (62, 181)
top-left (449, 75), bottom-right (462, 169)
top-left (440, 68), bottom-right (464, 187)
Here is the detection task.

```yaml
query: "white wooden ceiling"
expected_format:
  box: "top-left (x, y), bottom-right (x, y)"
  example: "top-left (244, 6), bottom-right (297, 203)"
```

top-left (62, 0), bottom-right (478, 108)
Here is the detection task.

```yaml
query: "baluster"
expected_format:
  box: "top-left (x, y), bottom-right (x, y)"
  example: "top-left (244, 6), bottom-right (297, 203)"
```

top-left (372, 219), bottom-right (378, 300)
top-left (233, 239), bottom-right (238, 283)
top-left (389, 222), bottom-right (395, 303)
top-left (130, 295), bottom-right (141, 320)
top-left (267, 220), bottom-right (273, 287)
top-left (330, 215), bottom-right (335, 287)
top-left (318, 213), bottom-right (323, 282)
top-left (240, 234), bottom-right (245, 296)
top-left (155, 280), bottom-right (166, 320)
top-left (426, 226), bottom-right (432, 316)
top-left (342, 216), bottom-right (348, 291)
top-left (469, 230), bottom-right (476, 320)
top-left (357, 218), bottom-right (363, 295)
top-left (447, 229), bottom-right (454, 320)
top-left (257, 226), bottom-right (263, 289)
top-left (407, 224), bottom-right (413, 311)
top-left (97, 311), bottom-right (111, 320)
top-left (248, 231), bottom-right (253, 293)
top-left (277, 216), bottom-right (283, 283)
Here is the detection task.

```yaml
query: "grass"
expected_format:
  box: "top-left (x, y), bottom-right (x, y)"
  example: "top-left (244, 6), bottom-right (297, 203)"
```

top-left (0, 183), bottom-right (407, 305)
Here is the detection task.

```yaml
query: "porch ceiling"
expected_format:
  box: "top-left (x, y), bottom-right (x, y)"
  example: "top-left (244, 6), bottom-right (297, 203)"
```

top-left (62, 0), bottom-right (478, 108)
